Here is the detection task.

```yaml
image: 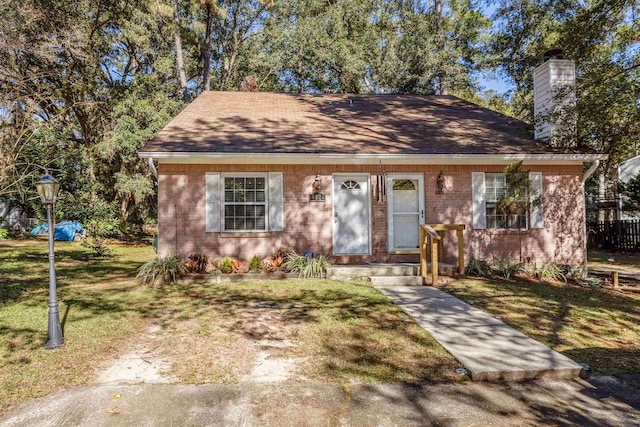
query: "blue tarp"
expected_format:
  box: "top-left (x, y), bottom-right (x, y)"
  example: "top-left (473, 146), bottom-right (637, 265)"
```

top-left (30, 223), bottom-right (48, 235)
top-left (55, 221), bottom-right (83, 241)
top-left (30, 221), bottom-right (83, 241)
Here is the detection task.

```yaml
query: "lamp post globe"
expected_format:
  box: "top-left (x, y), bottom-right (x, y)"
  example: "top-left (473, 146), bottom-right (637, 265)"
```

top-left (36, 173), bottom-right (64, 349)
top-left (36, 174), bottom-right (60, 205)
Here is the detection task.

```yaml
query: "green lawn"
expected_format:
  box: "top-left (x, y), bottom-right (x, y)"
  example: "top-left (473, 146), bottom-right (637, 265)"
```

top-left (434, 276), bottom-right (640, 375)
top-left (5, 239), bottom-right (637, 416)
top-left (0, 239), bottom-right (459, 415)
top-left (588, 250), bottom-right (640, 274)
top-left (0, 239), bottom-right (156, 414)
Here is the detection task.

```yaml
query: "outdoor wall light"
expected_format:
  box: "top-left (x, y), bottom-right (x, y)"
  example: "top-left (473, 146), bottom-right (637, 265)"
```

top-left (313, 173), bottom-right (322, 192)
top-left (436, 171), bottom-right (445, 195)
top-left (36, 173), bottom-right (64, 349)
top-left (309, 173), bottom-right (326, 202)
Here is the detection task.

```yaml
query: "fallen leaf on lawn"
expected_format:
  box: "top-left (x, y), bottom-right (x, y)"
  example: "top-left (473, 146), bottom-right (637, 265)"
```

top-left (106, 406), bottom-right (119, 415)
top-left (113, 394), bottom-right (121, 399)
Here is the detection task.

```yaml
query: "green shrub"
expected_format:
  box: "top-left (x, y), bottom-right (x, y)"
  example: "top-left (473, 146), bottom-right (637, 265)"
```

top-left (0, 228), bottom-right (9, 240)
top-left (220, 257), bottom-right (233, 274)
top-left (465, 255), bottom-right (491, 277)
top-left (136, 254), bottom-right (186, 285)
top-left (491, 257), bottom-right (523, 279)
top-left (249, 255), bottom-right (261, 271)
top-left (566, 265), bottom-right (589, 282)
top-left (283, 252), bottom-right (332, 278)
top-left (82, 218), bottom-right (118, 257)
top-left (186, 253), bottom-right (209, 273)
top-left (539, 263), bottom-right (567, 282)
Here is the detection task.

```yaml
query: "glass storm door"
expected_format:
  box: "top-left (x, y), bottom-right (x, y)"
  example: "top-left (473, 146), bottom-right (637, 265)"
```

top-left (332, 174), bottom-right (371, 255)
top-left (387, 174), bottom-right (425, 252)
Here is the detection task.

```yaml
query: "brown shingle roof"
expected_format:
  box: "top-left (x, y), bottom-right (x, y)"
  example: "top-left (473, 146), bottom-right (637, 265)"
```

top-left (140, 91), bottom-right (567, 155)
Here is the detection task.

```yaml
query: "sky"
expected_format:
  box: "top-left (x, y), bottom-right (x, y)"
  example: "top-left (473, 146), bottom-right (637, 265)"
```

top-left (476, 1), bottom-right (514, 96)
top-left (478, 71), bottom-right (513, 95)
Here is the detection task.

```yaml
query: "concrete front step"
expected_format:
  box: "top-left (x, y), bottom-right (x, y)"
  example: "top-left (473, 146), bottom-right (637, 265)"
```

top-left (369, 276), bottom-right (425, 286)
top-left (329, 264), bottom-right (419, 280)
top-left (329, 263), bottom-right (457, 280)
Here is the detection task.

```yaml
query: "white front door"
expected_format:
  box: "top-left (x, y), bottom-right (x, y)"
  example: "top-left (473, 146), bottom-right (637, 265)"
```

top-left (387, 174), bottom-right (425, 252)
top-left (333, 174), bottom-right (371, 255)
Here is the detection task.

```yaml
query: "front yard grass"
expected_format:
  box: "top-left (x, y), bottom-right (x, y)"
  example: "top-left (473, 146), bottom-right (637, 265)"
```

top-left (434, 276), bottom-right (640, 375)
top-left (0, 239), bottom-right (459, 415)
top-left (0, 239), bottom-right (156, 415)
top-left (588, 250), bottom-right (640, 275)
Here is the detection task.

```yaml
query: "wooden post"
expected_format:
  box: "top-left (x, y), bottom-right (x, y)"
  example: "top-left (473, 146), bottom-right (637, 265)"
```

top-left (613, 271), bottom-right (619, 288)
top-left (457, 229), bottom-right (465, 275)
top-left (419, 226), bottom-right (427, 279)
top-left (431, 238), bottom-right (439, 285)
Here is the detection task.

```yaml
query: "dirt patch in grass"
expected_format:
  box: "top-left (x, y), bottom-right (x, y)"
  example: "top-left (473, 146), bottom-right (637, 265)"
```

top-left (95, 281), bottom-right (461, 387)
top-left (435, 276), bottom-right (640, 375)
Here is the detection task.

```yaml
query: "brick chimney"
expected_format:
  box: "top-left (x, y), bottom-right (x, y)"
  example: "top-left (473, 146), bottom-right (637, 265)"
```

top-left (533, 50), bottom-right (576, 142)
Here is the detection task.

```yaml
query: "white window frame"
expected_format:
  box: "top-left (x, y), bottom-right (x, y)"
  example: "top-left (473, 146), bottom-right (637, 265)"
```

top-left (485, 173), bottom-right (529, 231)
top-left (221, 172), bottom-right (269, 232)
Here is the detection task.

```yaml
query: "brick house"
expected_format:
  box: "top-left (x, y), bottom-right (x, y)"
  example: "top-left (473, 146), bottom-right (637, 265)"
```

top-left (139, 63), bottom-right (605, 267)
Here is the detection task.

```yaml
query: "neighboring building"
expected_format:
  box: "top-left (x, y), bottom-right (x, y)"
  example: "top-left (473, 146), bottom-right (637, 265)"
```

top-left (0, 199), bottom-right (27, 230)
top-left (139, 58), bottom-right (606, 267)
top-left (619, 154), bottom-right (640, 220)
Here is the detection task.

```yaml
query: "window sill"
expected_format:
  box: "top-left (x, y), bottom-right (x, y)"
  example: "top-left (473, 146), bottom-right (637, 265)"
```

top-left (220, 231), bottom-right (281, 238)
top-left (485, 229), bottom-right (529, 234)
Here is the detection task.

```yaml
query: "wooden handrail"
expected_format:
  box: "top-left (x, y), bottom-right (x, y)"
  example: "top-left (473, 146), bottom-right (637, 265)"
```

top-left (428, 224), bottom-right (465, 231)
top-left (421, 225), bottom-right (441, 241)
top-left (419, 223), bottom-right (466, 285)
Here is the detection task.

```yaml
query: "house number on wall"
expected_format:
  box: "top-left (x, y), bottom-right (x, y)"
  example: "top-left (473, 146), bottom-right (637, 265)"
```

top-left (309, 193), bottom-right (326, 202)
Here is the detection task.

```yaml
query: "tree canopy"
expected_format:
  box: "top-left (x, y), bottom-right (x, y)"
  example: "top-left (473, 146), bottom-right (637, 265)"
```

top-left (0, 0), bottom-right (638, 229)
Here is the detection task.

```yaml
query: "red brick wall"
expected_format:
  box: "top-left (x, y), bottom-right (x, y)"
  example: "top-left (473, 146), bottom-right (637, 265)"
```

top-left (157, 164), bottom-right (585, 267)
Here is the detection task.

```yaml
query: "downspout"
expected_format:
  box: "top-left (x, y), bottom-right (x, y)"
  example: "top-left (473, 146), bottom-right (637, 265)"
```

top-left (582, 160), bottom-right (600, 270)
top-left (582, 160), bottom-right (600, 185)
top-left (149, 157), bottom-right (159, 254)
top-left (148, 157), bottom-right (158, 179)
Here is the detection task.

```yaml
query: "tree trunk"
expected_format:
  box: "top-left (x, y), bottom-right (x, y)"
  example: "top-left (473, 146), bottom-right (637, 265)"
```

top-left (120, 194), bottom-right (131, 227)
top-left (173, 0), bottom-right (189, 103)
top-left (202, 4), bottom-right (213, 91)
top-left (434, 0), bottom-right (448, 95)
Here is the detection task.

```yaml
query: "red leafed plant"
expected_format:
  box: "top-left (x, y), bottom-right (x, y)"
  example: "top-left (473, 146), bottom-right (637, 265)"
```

top-left (265, 256), bottom-right (283, 272)
top-left (230, 259), bottom-right (242, 273)
top-left (185, 253), bottom-right (210, 273)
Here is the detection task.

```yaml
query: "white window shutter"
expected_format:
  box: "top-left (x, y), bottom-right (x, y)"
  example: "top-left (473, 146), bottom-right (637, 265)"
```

top-left (471, 172), bottom-right (486, 229)
top-left (529, 172), bottom-right (544, 229)
top-left (268, 172), bottom-right (284, 231)
top-left (205, 172), bottom-right (221, 232)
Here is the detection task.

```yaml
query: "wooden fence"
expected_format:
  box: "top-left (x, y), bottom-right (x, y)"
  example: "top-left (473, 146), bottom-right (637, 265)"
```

top-left (588, 220), bottom-right (640, 252)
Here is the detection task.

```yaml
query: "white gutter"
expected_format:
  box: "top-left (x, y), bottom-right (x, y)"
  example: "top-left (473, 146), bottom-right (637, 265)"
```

top-left (148, 157), bottom-right (158, 179)
top-left (138, 151), bottom-right (608, 165)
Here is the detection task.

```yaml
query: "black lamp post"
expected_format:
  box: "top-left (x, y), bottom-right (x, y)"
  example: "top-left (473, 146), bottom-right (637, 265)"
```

top-left (36, 173), bottom-right (64, 349)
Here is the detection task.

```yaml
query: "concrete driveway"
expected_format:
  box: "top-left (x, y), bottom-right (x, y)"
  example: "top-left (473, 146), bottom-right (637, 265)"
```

top-left (2, 376), bottom-right (640, 427)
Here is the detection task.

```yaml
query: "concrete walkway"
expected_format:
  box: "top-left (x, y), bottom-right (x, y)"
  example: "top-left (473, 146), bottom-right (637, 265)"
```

top-left (375, 285), bottom-right (583, 381)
